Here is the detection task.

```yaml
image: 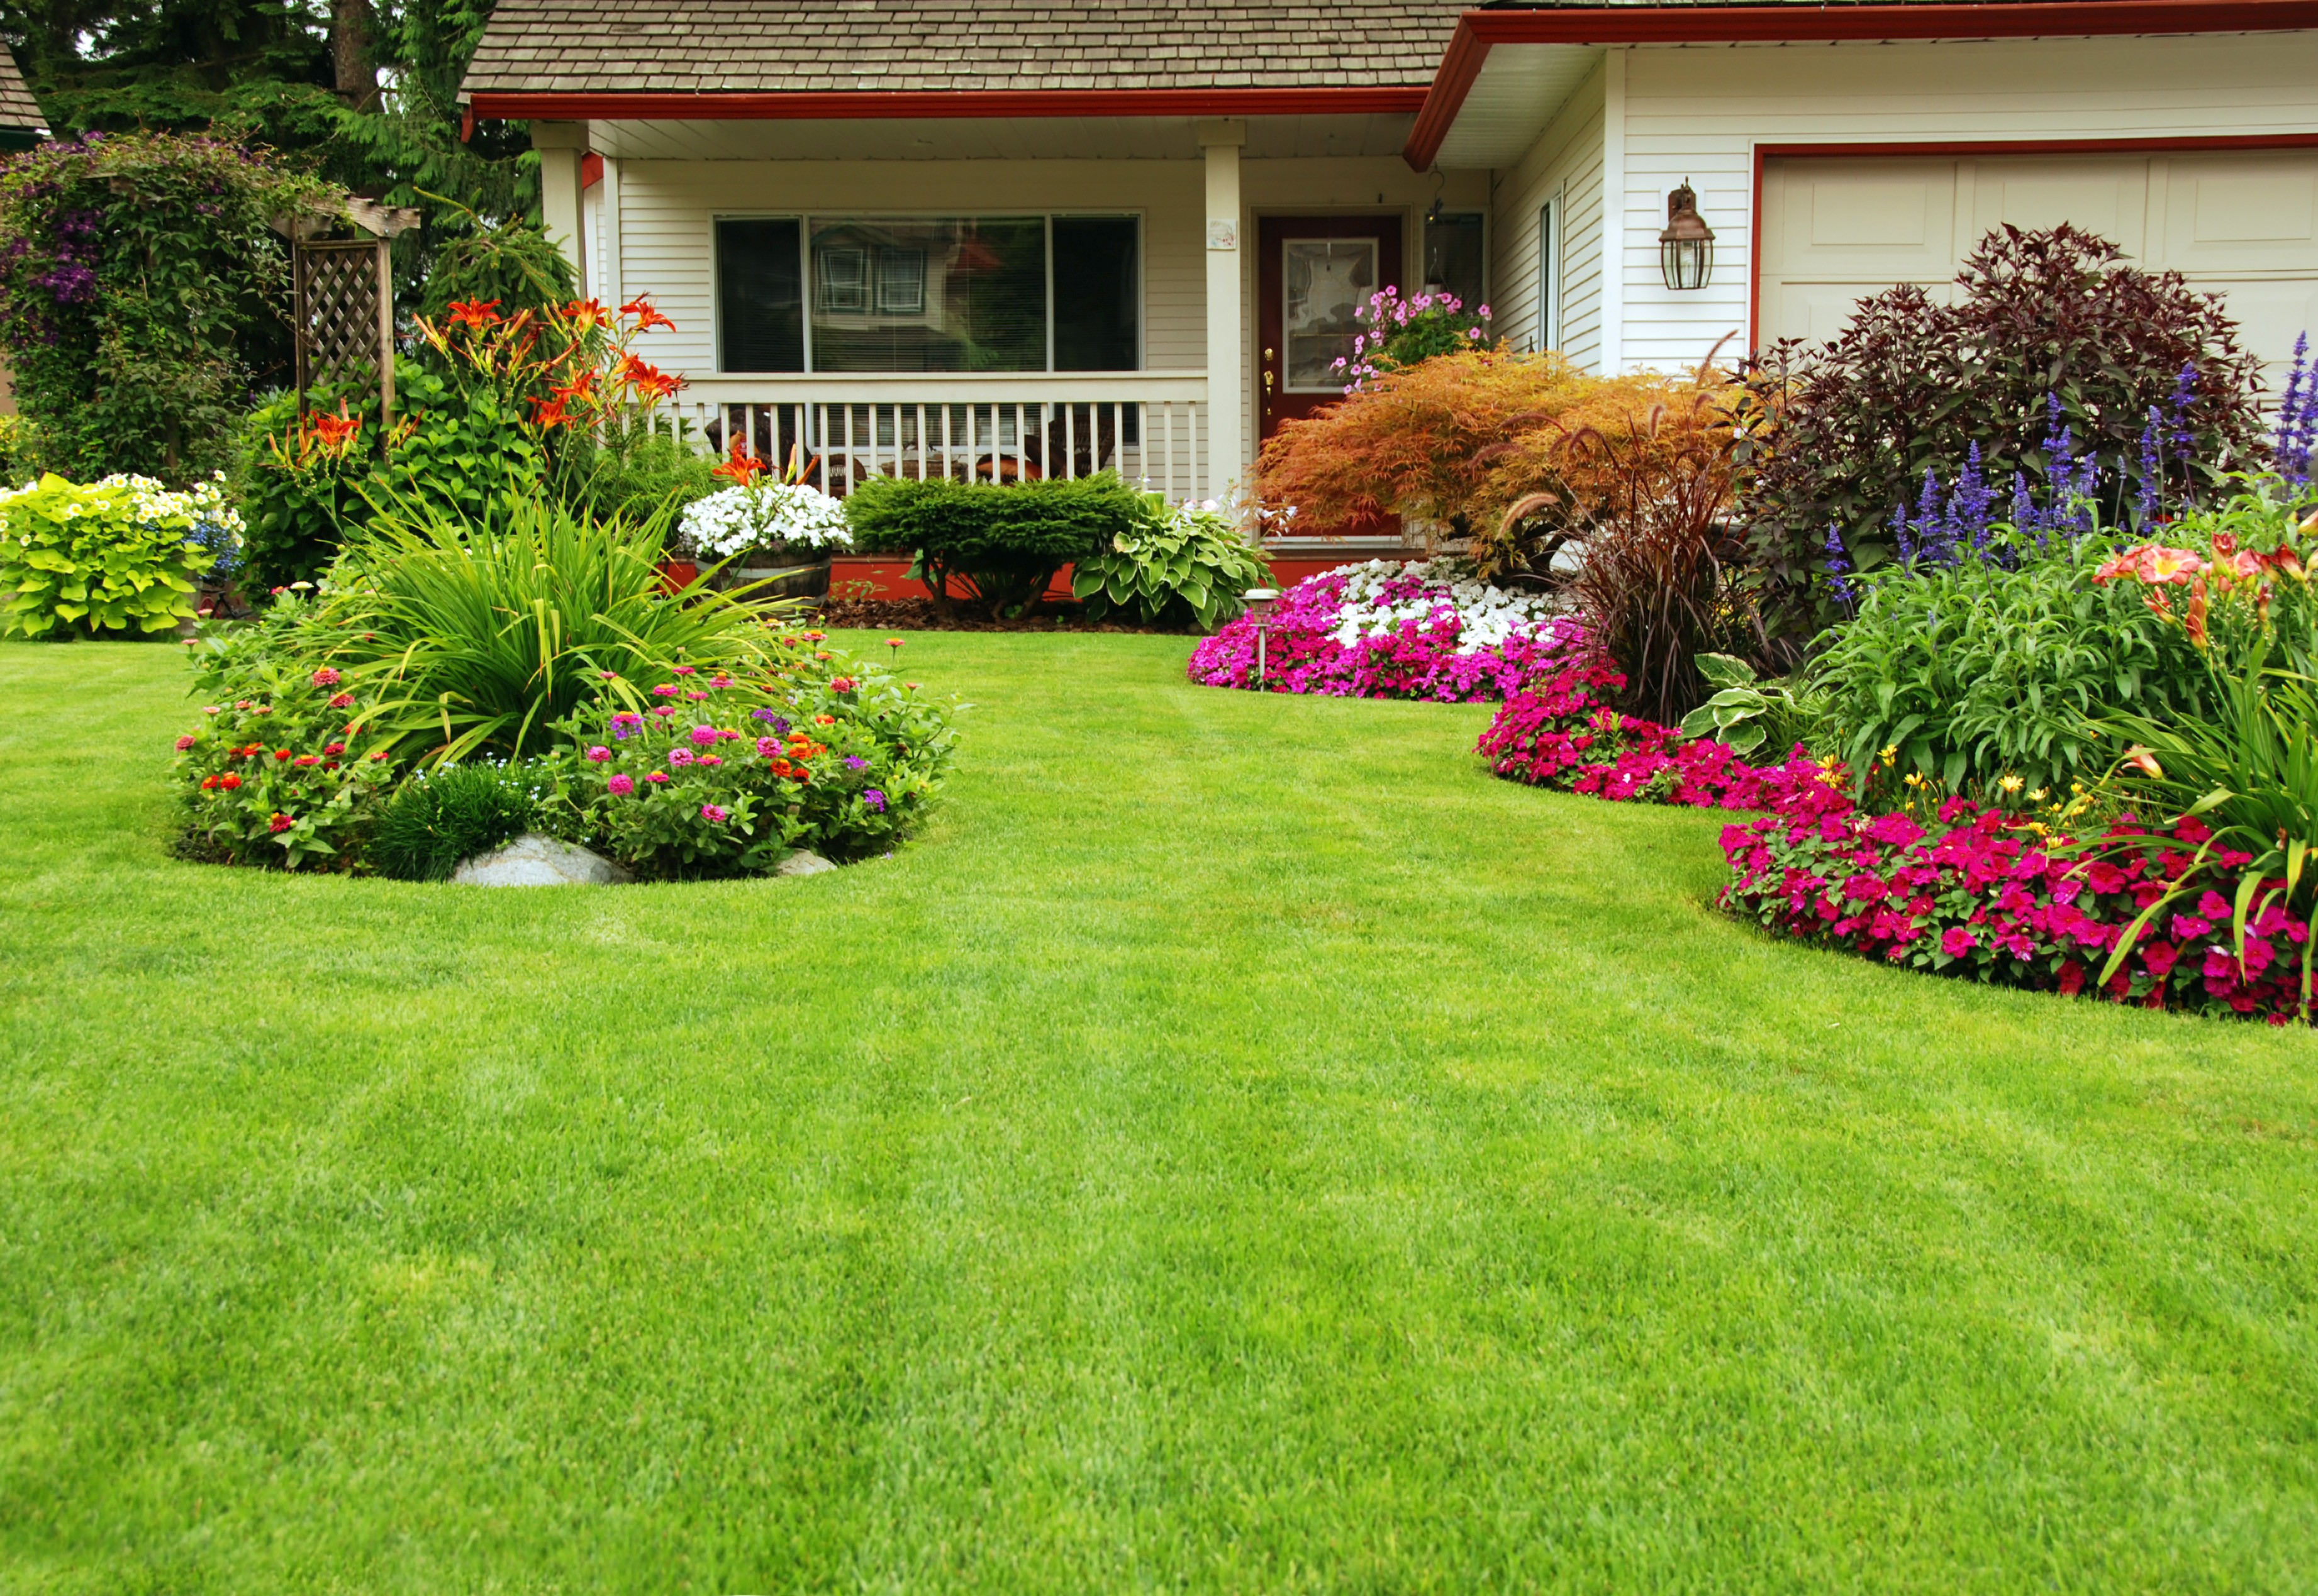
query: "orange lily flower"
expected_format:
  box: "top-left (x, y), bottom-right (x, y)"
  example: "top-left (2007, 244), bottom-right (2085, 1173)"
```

top-left (621, 296), bottom-right (676, 333)
top-left (446, 298), bottom-right (504, 330)
top-left (713, 439), bottom-right (767, 486)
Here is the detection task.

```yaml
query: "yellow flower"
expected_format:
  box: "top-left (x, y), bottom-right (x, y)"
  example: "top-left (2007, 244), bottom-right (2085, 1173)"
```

top-left (1878, 743), bottom-right (1899, 765)
top-left (1998, 774), bottom-right (2024, 794)
top-left (2029, 787), bottom-right (2049, 802)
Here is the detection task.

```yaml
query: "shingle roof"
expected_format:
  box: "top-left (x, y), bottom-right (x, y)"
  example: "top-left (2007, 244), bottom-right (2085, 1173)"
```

top-left (0, 45), bottom-right (46, 131)
top-left (461, 0), bottom-right (1472, 97)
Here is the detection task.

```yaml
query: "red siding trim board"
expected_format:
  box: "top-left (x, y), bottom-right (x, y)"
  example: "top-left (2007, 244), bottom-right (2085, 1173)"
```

top-left (1404, 0), bottom-right (2318, 169)
top-left (1744, 133), bottom-right (2318, 352)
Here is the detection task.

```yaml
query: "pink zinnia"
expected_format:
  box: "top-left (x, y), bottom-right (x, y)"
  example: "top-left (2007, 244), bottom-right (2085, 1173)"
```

top-left (311, 668), bottom-right (339, 687)
top-left (669, 747), bottom-right (694, 767)
top-left (645, 771), bottom-right (671, 784)
top-left (689, 725), bottom-right (720, 747)
top-left (174, 734), bottom-right (196, 750)
top-left (606, 772), bottom-right (635, 795)
top-left (652, 684), bottom-right (679, 698)
top-left (673, 665), bottom-right (698, 676)
top-left (586, 745), bottom-right (612, 763)
top-left (700, 803), bottom-right (728, 823)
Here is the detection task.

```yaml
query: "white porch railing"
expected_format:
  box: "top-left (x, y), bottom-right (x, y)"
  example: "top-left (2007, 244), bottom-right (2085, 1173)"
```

top-left (630, 375), bottom-right (1211, 504)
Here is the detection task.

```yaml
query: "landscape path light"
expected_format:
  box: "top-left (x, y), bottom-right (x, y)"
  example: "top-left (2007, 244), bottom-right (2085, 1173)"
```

top-left (1242, 587), bottom-right (1280, 689)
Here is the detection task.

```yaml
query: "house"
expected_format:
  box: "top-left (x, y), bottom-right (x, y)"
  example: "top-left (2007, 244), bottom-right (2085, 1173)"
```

top-left (462, 0), bottom-right (2318, 568)
top-left (0, 45), bottom-right (45, 153)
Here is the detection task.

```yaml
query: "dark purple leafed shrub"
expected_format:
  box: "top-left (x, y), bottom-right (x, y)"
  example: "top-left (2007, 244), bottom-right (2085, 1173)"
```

top-left (1742, 223), bottom-right (2266, 645)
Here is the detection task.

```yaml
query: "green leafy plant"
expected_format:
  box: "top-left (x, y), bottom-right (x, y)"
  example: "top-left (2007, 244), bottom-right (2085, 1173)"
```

top-left (0, 472), bottom-right (240, 638)
top-left (319, 492), bottom-right (801, 764)
top-left (844, 471), bottom-right (1137, 618)
top-left (233, 387), bottom-right (382, 592)
top-left (1072, 493), bottom-right (1268, 631)
top-left (0, 131), bottom-right (342, 482)
top-left (1676, 653), bottom-right (1830, 758)
top-left (369, 761), bottom-right (540, 882)
top-left (171, 654), bottom-right (400, 869)
top-left (1815, 529), bottom-right (2209, 797)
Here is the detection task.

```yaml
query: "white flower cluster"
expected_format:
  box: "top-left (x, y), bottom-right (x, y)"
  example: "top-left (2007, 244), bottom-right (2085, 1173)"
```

top-left (679, 482), bottom-right (853, 559)
top-left (1328, 558), bottom-right (1557, 656)
top-left (0, 470), bottom-right (245, 543)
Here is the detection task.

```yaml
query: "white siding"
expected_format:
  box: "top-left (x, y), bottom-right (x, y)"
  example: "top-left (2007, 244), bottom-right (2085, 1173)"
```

top-left (1615, 31), bottom-right (2318, 372)
top-left (601, 158), bottom-right (1208, 375)
top-left (1490, 59), bottom-right (1607, 371)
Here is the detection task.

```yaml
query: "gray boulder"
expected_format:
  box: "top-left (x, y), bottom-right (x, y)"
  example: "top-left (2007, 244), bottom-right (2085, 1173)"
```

top-left (775, 850), bottom-right (839, 877)
top-left (451, 833), bottom-right (633, 887)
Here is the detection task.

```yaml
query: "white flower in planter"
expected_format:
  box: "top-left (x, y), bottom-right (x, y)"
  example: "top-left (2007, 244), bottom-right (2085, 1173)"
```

top-left (680, 482), bottom-right (854, 561)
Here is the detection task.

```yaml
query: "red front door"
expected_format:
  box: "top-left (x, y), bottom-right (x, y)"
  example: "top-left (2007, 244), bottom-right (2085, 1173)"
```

top-left (1256, 214), bottom-right (1405, 445)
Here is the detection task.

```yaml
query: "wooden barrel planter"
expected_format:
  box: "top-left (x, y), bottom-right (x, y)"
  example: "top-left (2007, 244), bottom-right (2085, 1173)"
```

top-left (722, 557), bottom-right (832, 601)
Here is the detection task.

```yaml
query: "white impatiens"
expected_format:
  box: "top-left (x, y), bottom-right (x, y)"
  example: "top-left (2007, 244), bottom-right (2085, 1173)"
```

top-left (1327, 559), bottom-right (1557, 655)
top-left (679, 482), bottom-right (852, 560)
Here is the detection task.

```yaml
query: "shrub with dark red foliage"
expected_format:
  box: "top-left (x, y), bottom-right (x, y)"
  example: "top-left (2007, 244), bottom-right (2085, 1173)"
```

top-left (1741, 223), bottom-right (2265, 646)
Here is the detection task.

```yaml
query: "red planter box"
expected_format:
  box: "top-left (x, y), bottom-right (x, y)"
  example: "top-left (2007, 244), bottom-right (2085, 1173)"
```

top-left (823, 551), bottom-right (1391, 604)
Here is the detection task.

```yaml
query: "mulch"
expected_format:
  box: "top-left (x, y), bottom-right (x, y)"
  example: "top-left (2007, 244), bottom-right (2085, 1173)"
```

top-left (810, 596), bottom-right (1192, 635)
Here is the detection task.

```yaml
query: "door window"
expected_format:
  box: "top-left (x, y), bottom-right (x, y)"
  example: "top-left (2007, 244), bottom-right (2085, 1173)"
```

top-left (1283, 239), bottom-right (1377, 391)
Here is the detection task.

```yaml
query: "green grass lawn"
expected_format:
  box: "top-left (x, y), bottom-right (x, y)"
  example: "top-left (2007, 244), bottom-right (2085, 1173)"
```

top-left (3, 633), bottom-right (2315, 1594)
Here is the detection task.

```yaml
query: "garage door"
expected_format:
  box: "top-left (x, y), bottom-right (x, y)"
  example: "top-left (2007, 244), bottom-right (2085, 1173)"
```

top-left (1758, 150), bottom-right (2318, 372)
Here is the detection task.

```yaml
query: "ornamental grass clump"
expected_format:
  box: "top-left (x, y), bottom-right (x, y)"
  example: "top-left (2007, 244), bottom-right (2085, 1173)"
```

top-left (318, 492), bottom-right (801, 764)
top-left (540, 633), bottom-right (957, 878)
top-left (1186, 560), bottom-right (1577, 701)
top-left (369, 763), bottom-right (540, 882)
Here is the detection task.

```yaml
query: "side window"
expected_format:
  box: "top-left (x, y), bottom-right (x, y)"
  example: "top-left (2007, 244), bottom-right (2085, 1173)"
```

top-left (715, 218), bottom-right (805, 373)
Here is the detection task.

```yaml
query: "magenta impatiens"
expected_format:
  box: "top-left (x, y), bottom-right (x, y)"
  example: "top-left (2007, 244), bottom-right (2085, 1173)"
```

top-left (1477, 636), bottom-right (2315, 1023)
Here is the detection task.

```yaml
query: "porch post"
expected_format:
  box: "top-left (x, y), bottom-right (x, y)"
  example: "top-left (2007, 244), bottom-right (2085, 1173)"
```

top-left (533, 121), bottom-right (588, 288)
top-left (1199, 119), bottom-right (1245, 502)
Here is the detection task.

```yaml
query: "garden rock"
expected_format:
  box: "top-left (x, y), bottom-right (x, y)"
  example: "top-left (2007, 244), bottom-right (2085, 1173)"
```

top-left (452, 834), bottom-right (632, 887)
top-left (776, 850), bottom-right (839, 878)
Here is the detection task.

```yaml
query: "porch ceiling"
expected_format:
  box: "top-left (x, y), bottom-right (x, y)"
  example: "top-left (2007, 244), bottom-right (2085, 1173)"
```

top-left (587, 112), bottom-right (1418, 162)
top-left (1429, 44), bottom-right (1603, 170)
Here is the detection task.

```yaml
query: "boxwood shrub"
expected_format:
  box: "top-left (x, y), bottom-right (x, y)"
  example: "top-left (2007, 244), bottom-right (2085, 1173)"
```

top-left (843, 470), bottom-right (1139, 616)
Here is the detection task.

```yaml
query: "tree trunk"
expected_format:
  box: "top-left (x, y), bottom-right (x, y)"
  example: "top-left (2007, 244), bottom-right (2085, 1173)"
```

top-left (332, 0), bottom-right (381, 110)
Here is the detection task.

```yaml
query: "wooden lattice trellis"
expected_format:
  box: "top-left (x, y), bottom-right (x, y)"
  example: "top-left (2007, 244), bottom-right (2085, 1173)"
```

top-left (280, 199), bottom-right (420, 435)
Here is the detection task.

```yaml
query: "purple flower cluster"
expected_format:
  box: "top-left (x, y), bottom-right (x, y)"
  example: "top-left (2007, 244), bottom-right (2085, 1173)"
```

top-left (1186, 565), bottom-right (1581, 703)
top-left (2274, 333), bottom-right (2318, 492)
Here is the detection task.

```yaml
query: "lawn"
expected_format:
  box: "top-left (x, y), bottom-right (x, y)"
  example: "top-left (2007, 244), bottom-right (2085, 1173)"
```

top-left (2, 632), bottom-right (2315, 1593)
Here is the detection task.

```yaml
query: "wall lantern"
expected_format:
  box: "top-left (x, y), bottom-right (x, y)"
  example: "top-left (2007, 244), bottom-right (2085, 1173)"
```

top-left (1659, 180), bottom-right (1715, 291)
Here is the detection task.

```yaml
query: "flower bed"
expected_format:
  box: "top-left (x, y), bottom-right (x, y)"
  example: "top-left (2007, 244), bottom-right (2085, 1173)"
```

top-left (1720, 799), bottom-right (2312, 1024)
top-left (1186, 560), bottom-right (1576, 701)
top-left (1478, 641), bottom-right (2311, 1022)
top-left (1476, 655), bottom-right (1832, 812)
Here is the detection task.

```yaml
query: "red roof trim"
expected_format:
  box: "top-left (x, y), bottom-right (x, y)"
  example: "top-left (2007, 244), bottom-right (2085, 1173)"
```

top-left (1404, 0), bottom-right (2318, 169)
top-left (467, 87), bottom-right (1430, 123)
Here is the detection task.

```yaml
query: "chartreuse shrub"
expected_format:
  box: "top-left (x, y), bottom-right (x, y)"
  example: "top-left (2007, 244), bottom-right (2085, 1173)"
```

top-left (0, 472), bottom-right (244, 638)
top-left (538, 637), bottom-right (958, 878)
top-left (844, 470), bottom-right (1137, 617)
top-left (1072, 492), bottom-right (1267, 631)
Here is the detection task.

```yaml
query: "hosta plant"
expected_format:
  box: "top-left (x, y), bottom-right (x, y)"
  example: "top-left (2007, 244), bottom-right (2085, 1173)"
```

top-left (0, 472), bottom-right (242, 638)
top-left (1072, 492), bottom-right (1268, 631)
top-left (539, 633), bottom-right (958, 878)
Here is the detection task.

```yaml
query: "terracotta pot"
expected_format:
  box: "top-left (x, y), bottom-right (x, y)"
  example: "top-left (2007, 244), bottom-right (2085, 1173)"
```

top-left (657, 560), bottom-right (701, 594)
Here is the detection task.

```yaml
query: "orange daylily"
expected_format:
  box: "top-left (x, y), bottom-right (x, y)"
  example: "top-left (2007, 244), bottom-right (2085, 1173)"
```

top-left (713, 439), bottom-right (767, 486)
top-left (308, 407), bottom-right (361, 450)
top-left (446, 297), bottom-right (504, 330)
top-left (560, 297), bottom-right (611, 331)
top-left (618, 353), bottom-right (682, 401)
top-left (621, 296), bottom-right (676, 333)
